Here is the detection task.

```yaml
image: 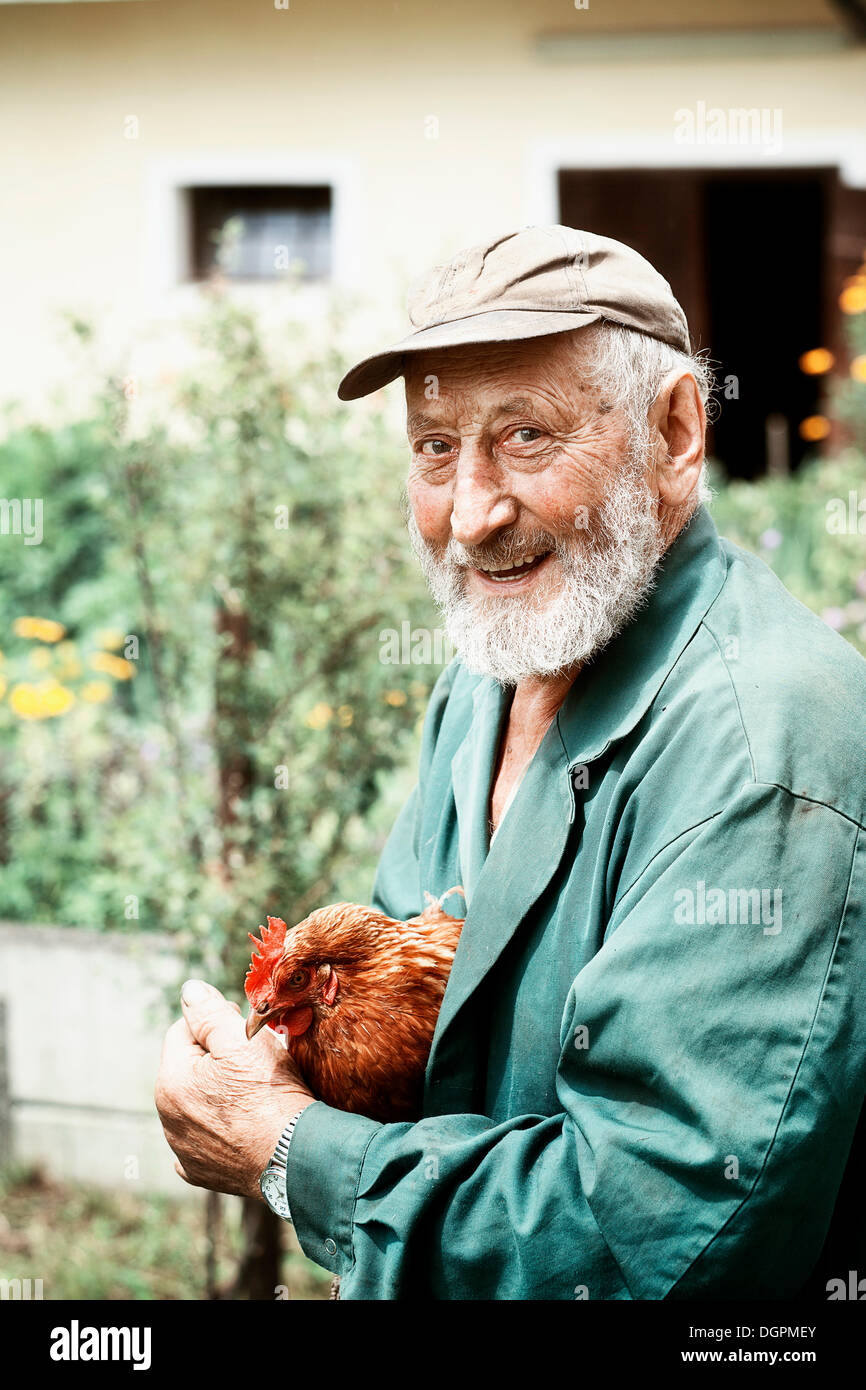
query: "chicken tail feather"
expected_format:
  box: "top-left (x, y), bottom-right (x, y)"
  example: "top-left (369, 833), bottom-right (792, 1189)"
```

top-left (415, 884), bottom-right (465, 926)
top-left (436, 885), bottom-right (465, 911)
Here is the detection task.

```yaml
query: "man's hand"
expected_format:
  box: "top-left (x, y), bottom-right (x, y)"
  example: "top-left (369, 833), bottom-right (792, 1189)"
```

top-left (154, 979), bottom-right (316, 1200)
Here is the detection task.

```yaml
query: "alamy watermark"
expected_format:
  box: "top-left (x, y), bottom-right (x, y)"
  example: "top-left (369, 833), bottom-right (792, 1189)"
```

top-left (1, 1277), bottom-right (43, 1299)
top-left (0, 497), bottom-right (42, 545)
top-left (49, 1321), bottom-right (151, 1371)
top-left (380, 622), bottom-right (455, 666)
top-left (827, 1270), bottom-right (866, 1299)
top-left (674, 880), bottom-right (782, 935)
top-left (674, 102), bottom-right (783, 155)
top-left (826, 492), bottom-right (866, 535)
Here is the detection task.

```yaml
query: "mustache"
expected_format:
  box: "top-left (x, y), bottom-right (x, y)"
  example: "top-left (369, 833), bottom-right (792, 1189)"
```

top-left (446, 529), bottom-right (561, 570)
top-left (399, 492), bottom-right (616, 577)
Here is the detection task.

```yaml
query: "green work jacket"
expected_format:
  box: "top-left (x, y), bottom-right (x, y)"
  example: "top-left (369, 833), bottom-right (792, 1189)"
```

top-left (287, 504), bottom-right (866, 1300)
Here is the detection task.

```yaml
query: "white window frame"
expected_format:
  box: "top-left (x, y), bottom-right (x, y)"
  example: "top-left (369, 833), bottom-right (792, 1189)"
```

top-left (525, 129), bottom-right (866, 226)
top-left (144, 153), bottom-right (362, 297)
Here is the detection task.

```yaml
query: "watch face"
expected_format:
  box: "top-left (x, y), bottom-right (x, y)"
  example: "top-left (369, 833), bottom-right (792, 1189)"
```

top-left (261, 1167), bottom-right (290, 1220)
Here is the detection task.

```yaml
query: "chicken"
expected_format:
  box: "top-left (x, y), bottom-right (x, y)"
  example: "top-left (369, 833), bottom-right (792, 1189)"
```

top-left (244, 887), bottom-right (465, 1124)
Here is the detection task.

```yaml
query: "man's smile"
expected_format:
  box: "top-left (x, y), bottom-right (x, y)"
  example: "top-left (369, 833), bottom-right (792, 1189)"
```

top-left (469, 550), bottom-right (555, 592)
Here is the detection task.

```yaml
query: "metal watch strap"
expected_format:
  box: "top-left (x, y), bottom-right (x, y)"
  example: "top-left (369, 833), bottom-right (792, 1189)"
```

top-left (262, 1109), bottom-right (306, 1222)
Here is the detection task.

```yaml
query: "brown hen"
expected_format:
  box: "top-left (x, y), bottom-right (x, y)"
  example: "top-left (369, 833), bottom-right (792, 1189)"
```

top-left (244, 887), bottom-right (464, 1124)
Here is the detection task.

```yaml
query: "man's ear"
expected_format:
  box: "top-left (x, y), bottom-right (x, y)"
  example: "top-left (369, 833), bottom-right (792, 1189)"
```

top-left (649, 369), bottom-right (706, 510)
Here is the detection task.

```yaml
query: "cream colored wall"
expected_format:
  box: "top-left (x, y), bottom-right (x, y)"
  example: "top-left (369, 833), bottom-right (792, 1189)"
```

top-left (0, 0), bottom-right (864, 414)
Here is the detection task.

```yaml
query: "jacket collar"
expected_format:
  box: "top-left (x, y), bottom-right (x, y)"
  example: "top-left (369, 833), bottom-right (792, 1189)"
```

top-left (427, 507), bottom-right (729, 1099)
top-left (555, 504), bottom-right (728, 765)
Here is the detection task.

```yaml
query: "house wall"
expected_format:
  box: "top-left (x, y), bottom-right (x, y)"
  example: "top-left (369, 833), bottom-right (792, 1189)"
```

top-left (0, 0), bottom-right (864, 412)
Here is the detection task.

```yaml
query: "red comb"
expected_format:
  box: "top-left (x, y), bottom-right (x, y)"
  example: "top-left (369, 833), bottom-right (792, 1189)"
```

top-left (245, 916), bottom-right (288, 1001)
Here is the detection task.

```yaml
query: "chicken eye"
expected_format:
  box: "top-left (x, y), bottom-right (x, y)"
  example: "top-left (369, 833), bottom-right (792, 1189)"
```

top-left (289, 969), bottom-right (308, 988)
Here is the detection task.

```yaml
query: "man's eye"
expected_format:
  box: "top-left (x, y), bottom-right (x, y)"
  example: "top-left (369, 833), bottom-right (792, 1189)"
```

top-left (419, 439), bottom-right (452, 456)
top-left (510, 427), bottom-right (543, 444)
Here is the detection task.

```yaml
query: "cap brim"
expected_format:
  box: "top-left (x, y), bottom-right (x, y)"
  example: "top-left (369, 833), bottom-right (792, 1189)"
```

top-left (337, 308), bottom-right (602, 401)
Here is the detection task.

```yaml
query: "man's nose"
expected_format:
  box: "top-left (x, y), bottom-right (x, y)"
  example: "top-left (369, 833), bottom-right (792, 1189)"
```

top-left (450, 445), bottom-right (517, 547)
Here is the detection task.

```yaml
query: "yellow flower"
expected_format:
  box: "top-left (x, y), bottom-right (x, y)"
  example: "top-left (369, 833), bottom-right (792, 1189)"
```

top-left (336, 705), bottom-right (354, 727)
top-left (10, 680), bottom-right (75, 719)
top-left (9, 684), bottom-right (39, 718)
top-left (384, 689), bottom-right (407, 707)
top-left (799, 415), bottom-right (831, 442)
top-left (95, 629), bottom-right (125, 651)
top-left (13, 616), bottom-right (66, 643)
top-left (28, 647), bottom-right (53, 670)
top-left (89, 651), bottom-right (136, 680)
top-left (304, 702), bottom-right (333, 730)
top-left (81, 680), bottom-right (112, 704)
top-left (39, 682), bottom-right (76, 717)
top-left (850, 355), bottom-right (866, 384)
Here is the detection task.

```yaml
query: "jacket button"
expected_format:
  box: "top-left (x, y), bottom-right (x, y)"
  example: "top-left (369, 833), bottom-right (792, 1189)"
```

top-left (324, 1238), bottom-right (337, 1255)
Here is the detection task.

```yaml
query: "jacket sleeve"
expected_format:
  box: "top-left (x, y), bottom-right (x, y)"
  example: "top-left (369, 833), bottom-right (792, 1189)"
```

top-left (286, 781), bottom-right (866, 1299)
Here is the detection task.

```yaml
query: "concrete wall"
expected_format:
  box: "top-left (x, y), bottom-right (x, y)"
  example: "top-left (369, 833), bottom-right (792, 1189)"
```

top-left (0, 922), bottom-right (189, 1195)
top-left (1, 0), bottom-right (865, 413)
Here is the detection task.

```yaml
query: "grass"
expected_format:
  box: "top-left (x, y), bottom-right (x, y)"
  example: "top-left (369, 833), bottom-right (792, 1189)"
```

top-left (0, 1165), bottom-right (331, 1300)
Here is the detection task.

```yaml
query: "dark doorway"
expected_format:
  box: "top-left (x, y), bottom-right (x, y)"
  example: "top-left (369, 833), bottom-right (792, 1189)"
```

top-left (705, 174), bottom-right (824, 479)
top-left (559, 168), bottom-right (831, 479)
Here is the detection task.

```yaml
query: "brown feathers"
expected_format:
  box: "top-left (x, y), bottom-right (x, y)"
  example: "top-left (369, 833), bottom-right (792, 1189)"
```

top-left (244, 888), bottom-right (465, 1122)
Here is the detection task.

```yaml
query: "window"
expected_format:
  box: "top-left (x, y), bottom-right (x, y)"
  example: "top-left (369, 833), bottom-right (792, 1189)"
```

top-left (187, 184), bottom-right (332, 282)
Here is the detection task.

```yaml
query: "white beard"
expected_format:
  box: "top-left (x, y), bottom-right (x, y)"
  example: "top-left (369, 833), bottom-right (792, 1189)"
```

top-left (406, 462), bottom-right (664, 686)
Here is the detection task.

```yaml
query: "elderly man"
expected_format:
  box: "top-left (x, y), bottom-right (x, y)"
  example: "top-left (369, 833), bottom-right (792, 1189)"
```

top-left (156, 227), bottom-right (866, 1300)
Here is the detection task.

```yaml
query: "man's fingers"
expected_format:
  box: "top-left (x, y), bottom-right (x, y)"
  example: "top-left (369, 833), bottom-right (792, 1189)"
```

top-left (174, 1158), bottom-right (191, 1184)
top-left (157, 1015), bottom-right (205, 1074)
top-left (180, 979), bottom-right (247, 1058)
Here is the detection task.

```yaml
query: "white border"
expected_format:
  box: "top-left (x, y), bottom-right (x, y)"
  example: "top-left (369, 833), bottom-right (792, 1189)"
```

top-left (143, 152), bottom-right (363, 296)
top-left (526, 129), bottom-right (866, 225)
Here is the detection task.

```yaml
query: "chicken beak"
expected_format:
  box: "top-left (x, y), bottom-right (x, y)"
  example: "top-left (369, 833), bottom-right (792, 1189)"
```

top-left (245, 1008), bottom-right (269, 1040)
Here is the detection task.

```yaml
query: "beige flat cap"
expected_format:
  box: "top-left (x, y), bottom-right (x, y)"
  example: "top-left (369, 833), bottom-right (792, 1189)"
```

top-left (337, 225), bottom-right (690, 401)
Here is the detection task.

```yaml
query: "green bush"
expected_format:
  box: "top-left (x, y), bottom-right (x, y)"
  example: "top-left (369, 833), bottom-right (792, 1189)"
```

top-left (0, 293), bottom-right (443, 994)
top-left (709, 449), bottom-right (866, 659)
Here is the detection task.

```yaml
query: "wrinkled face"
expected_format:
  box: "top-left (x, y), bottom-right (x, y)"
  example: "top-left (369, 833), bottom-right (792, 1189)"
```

top-left (404, 331), bottom-right (664, 683)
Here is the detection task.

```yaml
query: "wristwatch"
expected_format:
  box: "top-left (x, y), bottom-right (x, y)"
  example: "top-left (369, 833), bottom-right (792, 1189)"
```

top-left (259, 1110), bottom-right (306, 1222)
